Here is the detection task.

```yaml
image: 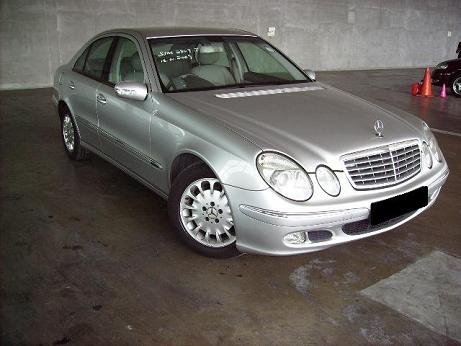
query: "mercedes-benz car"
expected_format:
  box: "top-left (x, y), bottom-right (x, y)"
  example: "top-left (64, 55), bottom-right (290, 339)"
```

top-left (52, 27), bottom-right (449, 257)
top-left (432, 58), bottom-right (461, 97)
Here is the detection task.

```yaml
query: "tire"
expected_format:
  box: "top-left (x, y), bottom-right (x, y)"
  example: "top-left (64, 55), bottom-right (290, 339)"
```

top-left (60, 111), bottom-right (90, 161)
top-left (451, 75), bottom-right (461, 98)
top-left (168, 163), bottom-right (239, 258)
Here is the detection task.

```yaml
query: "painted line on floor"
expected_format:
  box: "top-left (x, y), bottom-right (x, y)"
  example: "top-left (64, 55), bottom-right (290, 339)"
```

top-left (431, 128), bottom-right (461, 137)
top-left (361, 251), bottom-right (461, 342)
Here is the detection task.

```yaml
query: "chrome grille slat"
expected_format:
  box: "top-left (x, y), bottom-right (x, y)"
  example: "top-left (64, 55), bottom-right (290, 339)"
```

top-left (391, 147), bottom-right (420, 156)
top-left (342, 140), bottom-right (421, 189)
top-left (393, 151), bottom-right (420, 164)
top-left (394, 161), bottom-right (420, 176)
top-left (393, 156), bottom-right (420, 169)
top-left (350, 168), bottom-right (394, 178)
top-left (345, 154), bottom-right (391, 167)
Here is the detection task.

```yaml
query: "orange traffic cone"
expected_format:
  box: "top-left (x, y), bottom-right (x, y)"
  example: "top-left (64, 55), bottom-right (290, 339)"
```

top-left (420, 67), bottom-right (433, 97)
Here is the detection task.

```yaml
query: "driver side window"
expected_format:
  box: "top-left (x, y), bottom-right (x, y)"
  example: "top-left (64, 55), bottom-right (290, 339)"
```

top-left (108, 38), bottom-right (145, 84)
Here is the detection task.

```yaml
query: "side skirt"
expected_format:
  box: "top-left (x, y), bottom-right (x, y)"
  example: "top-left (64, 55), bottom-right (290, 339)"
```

top-left (80, 140), bottom-right (168, 200)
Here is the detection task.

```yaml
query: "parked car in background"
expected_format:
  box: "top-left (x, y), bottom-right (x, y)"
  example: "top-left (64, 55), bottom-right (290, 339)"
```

top-left (432, 58), bottom-right (461, 97)
top-left (53, 27), bottom-right (449, 257)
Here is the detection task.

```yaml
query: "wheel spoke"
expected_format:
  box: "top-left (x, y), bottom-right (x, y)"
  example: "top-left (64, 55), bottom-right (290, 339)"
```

top-left (185, 215), bottom-right (198, 222)
top-left (224, 228), bottom-right (233, 239)
top-left (215, 230), bottom-right (222, 244)
top-left (191, 224), bottom-right (201, 235)
top-left (210, 181), bottom-right (215, 195)
top-left (196, 183), bottom-right (204, 197)
top-left (186, 193), bottom-right (198, 202)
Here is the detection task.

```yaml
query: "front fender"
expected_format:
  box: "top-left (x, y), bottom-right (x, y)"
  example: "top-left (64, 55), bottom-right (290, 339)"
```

top-left (157, 94), bottom-right (267, 191)
top-left (171, 139), bottom-right (266, 192)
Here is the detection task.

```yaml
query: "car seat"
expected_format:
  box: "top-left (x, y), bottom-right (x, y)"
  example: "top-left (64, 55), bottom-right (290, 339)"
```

top-left (122, 52), bottom-right (144, 83)
top-left (191, 45), bottom-right (235, 86)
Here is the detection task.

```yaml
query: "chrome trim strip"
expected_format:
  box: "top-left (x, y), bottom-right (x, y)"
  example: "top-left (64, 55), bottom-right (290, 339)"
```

top-left (239, 204), bottom-right (368, 228)
top-left (99, 128), bottom-right (163, 170)
top-left (75, 114), bottom-right (98, 131)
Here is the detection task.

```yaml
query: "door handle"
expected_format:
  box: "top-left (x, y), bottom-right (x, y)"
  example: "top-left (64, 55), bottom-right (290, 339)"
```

top-left (68, 81), bottom-right (75, 90)
top-left (96, 93), bottom-right (107, 104)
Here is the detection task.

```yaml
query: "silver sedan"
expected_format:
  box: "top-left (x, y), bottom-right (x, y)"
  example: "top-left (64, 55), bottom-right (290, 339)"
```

top-left (52, 27), bottom-right (449, 257)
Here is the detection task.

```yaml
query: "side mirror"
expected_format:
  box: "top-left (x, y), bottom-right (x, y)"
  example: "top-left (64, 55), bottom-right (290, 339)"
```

top-left (114, 81), bottom-right (147, 101)
top-left (304, 69), bottom-right (316, 81)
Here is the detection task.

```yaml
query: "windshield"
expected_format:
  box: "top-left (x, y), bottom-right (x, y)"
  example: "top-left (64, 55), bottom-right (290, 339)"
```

top-left (149, 36), bottom-right (310, 93)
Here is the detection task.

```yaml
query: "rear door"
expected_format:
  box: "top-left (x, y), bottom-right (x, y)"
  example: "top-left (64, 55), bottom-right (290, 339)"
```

top-left (96, 36), bottom-right (158, 185)
top-left (67, 36), bottom-right (115, 149)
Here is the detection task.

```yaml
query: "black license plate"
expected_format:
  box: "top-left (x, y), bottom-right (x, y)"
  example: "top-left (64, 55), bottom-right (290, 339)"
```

top-left (370, 186), bottom-right (428, 226)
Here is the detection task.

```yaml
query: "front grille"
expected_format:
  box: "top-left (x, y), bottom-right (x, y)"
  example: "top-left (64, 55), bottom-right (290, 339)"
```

top-left (342, 212), bottom-right (414, 235)
top-left (342, 140), bottom-right (421, 189)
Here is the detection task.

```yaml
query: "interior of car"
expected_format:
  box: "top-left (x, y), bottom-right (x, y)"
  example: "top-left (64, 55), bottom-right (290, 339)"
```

top-left (150, 38), bottom-right (307, 92)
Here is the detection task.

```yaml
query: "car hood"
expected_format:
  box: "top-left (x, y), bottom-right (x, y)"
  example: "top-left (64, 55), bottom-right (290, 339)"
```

top-left (437, 58), bottom-right (460, 65)
top-left (167, 83), bottom-right (423, 171)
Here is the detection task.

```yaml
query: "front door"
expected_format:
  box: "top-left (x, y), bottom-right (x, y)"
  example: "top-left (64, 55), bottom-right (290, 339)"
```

top-left (96, 36), bottom-right (158, 186)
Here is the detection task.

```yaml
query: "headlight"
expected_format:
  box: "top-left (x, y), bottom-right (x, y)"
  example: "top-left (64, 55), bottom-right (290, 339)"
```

top-left (423, 122), bottom-right (442, 162)
top-left (315, 165), bottom-right (341, 196)
top-left (436, 63), bottom-right (448, 70)
top-left (422, 142), bottom-right (432, 169)
top-left (256, 152), bottom-right (313, 201)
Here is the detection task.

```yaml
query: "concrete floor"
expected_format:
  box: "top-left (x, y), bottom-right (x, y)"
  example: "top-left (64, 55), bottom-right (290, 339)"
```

top-left (1, 69), bottom-right (460, 345)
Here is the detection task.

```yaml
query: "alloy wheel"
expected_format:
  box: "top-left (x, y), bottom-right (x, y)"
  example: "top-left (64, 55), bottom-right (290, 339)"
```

top-left (179, 178), bottom-right (235, 248)
top-left (453, 76), bottom-right (461, 96)
top-left (62, 115), bottom-right (75, 152)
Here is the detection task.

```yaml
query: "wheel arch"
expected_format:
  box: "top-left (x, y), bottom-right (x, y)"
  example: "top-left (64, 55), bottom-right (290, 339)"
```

top-left (58, 100), bottom-right (69, 119)
top-left (167, 135), bottom-right (267, 192)
top-left (57, 99), bottom-right (82, 138)
top-left (169, 151), bottom-right (218, 188)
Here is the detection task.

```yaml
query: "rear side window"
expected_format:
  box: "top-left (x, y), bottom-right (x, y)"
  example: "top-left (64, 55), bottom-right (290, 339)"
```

top-left (73, 47), bottom-right (89, 72)
top-left (83, 37), bottom-right (114, 79)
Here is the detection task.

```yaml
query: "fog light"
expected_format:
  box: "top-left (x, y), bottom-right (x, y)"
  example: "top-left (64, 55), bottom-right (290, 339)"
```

top-left (284, 231), bottom-right (307, 245)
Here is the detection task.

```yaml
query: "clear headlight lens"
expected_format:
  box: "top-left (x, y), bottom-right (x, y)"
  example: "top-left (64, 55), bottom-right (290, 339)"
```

top-left (256, 152), bottom-right (313, 201)
top-left (315, 166), bottom-right (341, 196)
top-left (423, 122), bottom-right (442, 163)
top-left (422, 142), bottom-right (432, 169)
top-left (436, 63), bottom-right (448, 69)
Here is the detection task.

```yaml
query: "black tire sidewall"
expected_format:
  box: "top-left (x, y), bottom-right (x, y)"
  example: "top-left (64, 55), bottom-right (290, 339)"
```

top-left (168, 163), bottom-right (239, 258)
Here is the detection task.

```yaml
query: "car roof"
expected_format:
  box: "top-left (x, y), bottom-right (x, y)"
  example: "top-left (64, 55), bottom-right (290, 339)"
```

top-left (102, 27), bottom-right (257, 39)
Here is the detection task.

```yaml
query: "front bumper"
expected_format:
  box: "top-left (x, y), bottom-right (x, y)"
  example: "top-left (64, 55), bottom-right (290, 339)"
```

top-left (225, 164), bottom-right (449, 255)
top-left (431, 69), bottom-right (452, 86)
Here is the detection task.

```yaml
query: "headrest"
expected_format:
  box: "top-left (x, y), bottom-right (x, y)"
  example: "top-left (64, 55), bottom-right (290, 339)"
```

top-left (130, 52), bottom-right (142, 70)
top-left (197, 45), bottom-right (223, 65)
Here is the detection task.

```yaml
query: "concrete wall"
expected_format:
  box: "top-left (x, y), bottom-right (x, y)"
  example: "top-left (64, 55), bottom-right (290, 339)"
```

top-left (1, 0), bottom-right (460, 90)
